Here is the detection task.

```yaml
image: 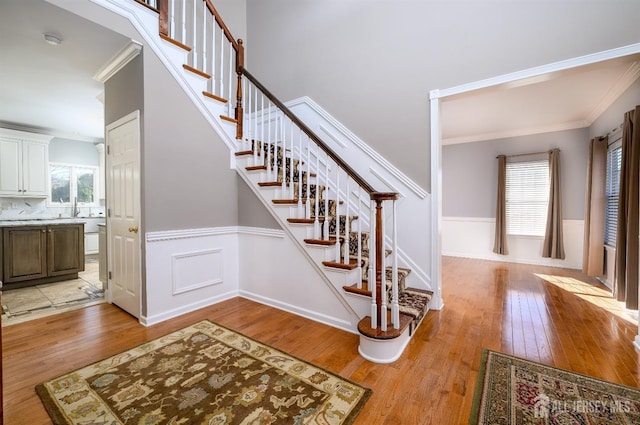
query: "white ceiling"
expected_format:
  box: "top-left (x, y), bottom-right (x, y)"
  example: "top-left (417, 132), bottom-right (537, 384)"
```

top-left (441, 54), bottom-right (640, 145)
top-left (2, 1), bottom-right (639, 146)
top-left (0, 0), bottom-right (130, 142)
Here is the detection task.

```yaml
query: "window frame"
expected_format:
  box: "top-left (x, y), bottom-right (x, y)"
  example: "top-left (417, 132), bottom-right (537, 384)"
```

top-left (505, 158), bottom-right (550, 238)
top-left (48, 162), bottom-right (100, 207)
top-left (604, 137), bottom-right (622, 248)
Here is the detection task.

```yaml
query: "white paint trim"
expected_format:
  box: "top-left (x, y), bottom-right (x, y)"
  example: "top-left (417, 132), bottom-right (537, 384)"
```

top-left (93, 40), bottom-right (143, 83)
top-left (430, 43), bottom-right (640, 100)
top-left (146, 226), bottom-right (239, 242)
top-left (430, 93), bottom-right (443, 310)
top-left (239, 291), bottom-right (357, 335)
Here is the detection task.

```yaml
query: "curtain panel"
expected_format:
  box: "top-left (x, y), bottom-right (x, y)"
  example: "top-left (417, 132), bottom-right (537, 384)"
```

top-left (493, 155), bottom-right (508, 255)
top-left (615, 105), bottom-right (640, 310)
top-left (542, 149), bottom-right (565, 259)
top-left (582, 137), bottom-right (607, 277)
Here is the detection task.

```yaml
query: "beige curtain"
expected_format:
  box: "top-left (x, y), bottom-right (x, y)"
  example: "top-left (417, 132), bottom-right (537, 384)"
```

top-left (542, 149), bottom-right (565, 259)
top-left (615, 105), bottom-right (640, 310)
top-left (493, 155), bottom-right (508, 255)
top-left (582, 137), bottom-right (607, 276)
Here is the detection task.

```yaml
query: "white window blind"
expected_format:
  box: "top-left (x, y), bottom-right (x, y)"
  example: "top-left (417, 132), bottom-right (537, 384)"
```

top-left (506, 159), bottom-right (549, 236)
top-left (605, 139), bottom-right (622, 247)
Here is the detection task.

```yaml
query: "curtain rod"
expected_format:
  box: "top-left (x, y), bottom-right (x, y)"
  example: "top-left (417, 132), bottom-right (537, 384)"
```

top-left (495, 149), bottom-right (558, 159)
top-left (598, 123), bottom-right (623, 141)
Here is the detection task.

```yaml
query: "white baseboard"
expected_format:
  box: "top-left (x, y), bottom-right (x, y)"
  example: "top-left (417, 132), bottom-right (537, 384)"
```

top-left (239, 290), bottom-right (357, 335)
top-left (141, 290), bottom-right (238, 326)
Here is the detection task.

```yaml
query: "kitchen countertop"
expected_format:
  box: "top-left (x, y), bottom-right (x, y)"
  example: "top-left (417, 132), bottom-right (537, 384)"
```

top-left (0, 217), bottom-right (105, 227)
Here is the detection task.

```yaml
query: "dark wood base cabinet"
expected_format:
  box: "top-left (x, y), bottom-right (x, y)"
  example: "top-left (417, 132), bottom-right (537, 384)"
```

top-left (1, 224), bottom-right (84, 288)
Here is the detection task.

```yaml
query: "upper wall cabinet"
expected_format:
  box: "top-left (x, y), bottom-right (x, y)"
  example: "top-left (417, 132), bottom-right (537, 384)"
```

top-left (0, 129), bottom-right (52, 198)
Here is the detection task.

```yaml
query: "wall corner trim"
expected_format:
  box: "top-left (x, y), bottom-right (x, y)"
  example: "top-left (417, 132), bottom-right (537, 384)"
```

top-left (93, 40), bottom-right (143, 83)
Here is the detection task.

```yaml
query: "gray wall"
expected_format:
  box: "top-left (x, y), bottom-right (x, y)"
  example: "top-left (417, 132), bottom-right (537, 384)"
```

top-left (246, 0), bottom-right (640, 190)
top-left (49, 138), bottom-right (99, 166)
top-left (142, 47), bottom-right (238, 232)
top-left (237, 175), bottom-right (279, 229)
top-left (442, 128), bottom-right (589, 220)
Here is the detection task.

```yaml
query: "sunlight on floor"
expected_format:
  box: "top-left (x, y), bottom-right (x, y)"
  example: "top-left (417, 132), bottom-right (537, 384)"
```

top-left (535, 274), bottom-right (639, 324)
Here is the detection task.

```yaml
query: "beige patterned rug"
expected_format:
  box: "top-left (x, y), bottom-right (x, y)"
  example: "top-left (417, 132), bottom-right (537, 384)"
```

top-left (36, 320), bottom-right (371, 424)
top-left (470, 349), bottom-right (640, 424)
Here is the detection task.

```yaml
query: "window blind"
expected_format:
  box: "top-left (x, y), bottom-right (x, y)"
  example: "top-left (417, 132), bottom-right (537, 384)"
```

top-left (505, 159), bottom-right (549, 236)
top-left (605, 140), bottom-right (622, 247)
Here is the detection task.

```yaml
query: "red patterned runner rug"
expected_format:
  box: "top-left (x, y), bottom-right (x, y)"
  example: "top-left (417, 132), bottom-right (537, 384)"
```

top-left (470, 349), bottom-right (640, 424)
top-left (36, 320), bottom-right (371, 424)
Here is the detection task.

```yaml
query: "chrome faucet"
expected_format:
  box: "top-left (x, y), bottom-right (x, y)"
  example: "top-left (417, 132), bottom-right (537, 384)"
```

top-left (72, 197), bottom-right (79, 217)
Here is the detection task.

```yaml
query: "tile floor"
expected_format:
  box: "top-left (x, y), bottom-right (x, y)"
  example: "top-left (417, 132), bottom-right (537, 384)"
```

top-left (1, 256), bottom-right (105, 326)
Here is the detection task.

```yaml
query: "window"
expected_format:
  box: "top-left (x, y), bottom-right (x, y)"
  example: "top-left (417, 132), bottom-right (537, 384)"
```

top-left (505, 159), bottom-right (549, 236)
top-left (50, 163), bottom-right (99, 205)
top-left (605, 138), bottom-right (622, 247)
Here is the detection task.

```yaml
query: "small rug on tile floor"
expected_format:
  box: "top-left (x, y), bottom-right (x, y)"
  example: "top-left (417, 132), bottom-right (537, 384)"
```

top-left (36, 319), bottom-right (371, 424)
top-left (469, 349), bottom-right (640, 424)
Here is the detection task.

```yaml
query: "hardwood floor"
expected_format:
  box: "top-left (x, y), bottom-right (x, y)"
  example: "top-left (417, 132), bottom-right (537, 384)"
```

top-left (3, 256), bottom-right (640, 424)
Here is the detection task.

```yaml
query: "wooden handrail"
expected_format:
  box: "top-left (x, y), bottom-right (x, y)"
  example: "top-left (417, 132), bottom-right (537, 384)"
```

top-left (204, 0), bottom-right (240, 50)
top-left (241, 67), bottom-right (394, 199)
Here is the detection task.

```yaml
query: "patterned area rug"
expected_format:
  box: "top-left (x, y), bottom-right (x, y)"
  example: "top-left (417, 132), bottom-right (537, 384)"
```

top-left (36, 320), bottom-right (371, 424)
top-left (470, 349), bottom-right (640, 424)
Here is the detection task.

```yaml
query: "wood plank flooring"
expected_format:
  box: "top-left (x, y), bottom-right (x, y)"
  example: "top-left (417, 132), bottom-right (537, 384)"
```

top-left (3, 256), bottom-right (640, 424)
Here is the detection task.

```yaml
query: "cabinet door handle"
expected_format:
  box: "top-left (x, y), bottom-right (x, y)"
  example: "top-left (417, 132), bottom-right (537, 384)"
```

top-left (42, 229), bottom-right (46, 233)
top-left (128, 226), bottom-right (139, 234)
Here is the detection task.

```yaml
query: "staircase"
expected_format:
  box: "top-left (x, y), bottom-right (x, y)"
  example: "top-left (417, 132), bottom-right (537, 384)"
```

top-left (107, 0), bottom-right (435, 363)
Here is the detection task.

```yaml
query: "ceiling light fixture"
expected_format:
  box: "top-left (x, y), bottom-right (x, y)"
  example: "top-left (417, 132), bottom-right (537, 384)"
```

top-left (43, 33), bottom-right (63, 46)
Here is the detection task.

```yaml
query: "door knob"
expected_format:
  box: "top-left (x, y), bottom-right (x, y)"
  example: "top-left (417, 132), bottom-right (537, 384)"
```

top-left (128, 226), bottom-right (139, 233)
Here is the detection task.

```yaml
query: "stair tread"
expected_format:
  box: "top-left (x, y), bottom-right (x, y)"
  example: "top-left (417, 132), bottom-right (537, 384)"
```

top-left (159, 33), bottom-right (191, 51)
top-left (183, 64), bottom-right (211, 79)
top-left (322, 260), bottom-right (359, 270)
top-left (203, 91), bottom-right (228, 103)
top-left (357, 312), bottom-right (413, 340)
top-left (235, 150), bottom-right (253, 156)
top-left (304, 238), bottom-right (337, 246)
top-left (287, 218), bottom-right (315, 224)
top-left (246, 165), bottom-right (267, 171)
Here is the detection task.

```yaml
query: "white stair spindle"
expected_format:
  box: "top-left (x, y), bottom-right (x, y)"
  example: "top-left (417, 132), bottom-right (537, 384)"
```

top-left (289, 121), bottom-right (294, 199)
top-left (210, 16), bottom-right (216, 93)
top-left (181, 0), bottom-right (186, 45)
top-left (369, 198), bottom-right (377, 328)
top-left (170, 0), bottom-right (175, 38)
top-left (314, 145), bottom-right (320, 239)
top-left (202, 0), bottom-right (207, 74)
top-left (228, 46), bottom-right (233, 116)
top-left (335, 166), bottom-right (340, 261)
top-left (357, 186), bottom-right (362, 289)
top-left (219, 27), bottom-right (224, 97)
top-left (297, 129), bottom-right (303, 211)
top-left (380, 202), bottom-right (387, 332)
top-left (344, 178), bottom-right (350, 264)
top-left (323, 152), bottom-right (329, 241)
top-left (192, 0), bottom-right (198, 69)
top-left (267, 101), bottom-right (272, 180)
top-left (392, 199), bottom-right (400, 329)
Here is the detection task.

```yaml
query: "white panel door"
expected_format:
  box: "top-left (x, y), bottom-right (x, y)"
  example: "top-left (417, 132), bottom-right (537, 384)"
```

top-left (106, 111), bottom-right (141, 319)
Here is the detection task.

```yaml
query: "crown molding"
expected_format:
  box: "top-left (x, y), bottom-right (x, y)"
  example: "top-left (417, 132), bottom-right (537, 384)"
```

top-left (93, 40), bottom-right (143, 83)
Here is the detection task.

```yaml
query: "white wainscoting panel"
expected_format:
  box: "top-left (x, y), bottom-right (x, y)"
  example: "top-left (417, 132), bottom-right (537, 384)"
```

top-left (442, 217), bottom-right (584, 269)
top-left (142, 227), bottom-right (240, 325)
top-left (172, 248), bottom-right (223, 295)
top-left (237, 227), bottom-right (361, 334)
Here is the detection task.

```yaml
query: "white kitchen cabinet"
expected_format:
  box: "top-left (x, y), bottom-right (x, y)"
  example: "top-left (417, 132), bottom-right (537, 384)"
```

top-left (0, 129), bottom-right (52, 198)
top-left (85, 232), bottom-right (99, 255)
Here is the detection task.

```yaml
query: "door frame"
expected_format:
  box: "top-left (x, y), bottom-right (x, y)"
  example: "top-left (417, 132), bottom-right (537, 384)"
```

top-left (105, 110), bottom-right (142, 317)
